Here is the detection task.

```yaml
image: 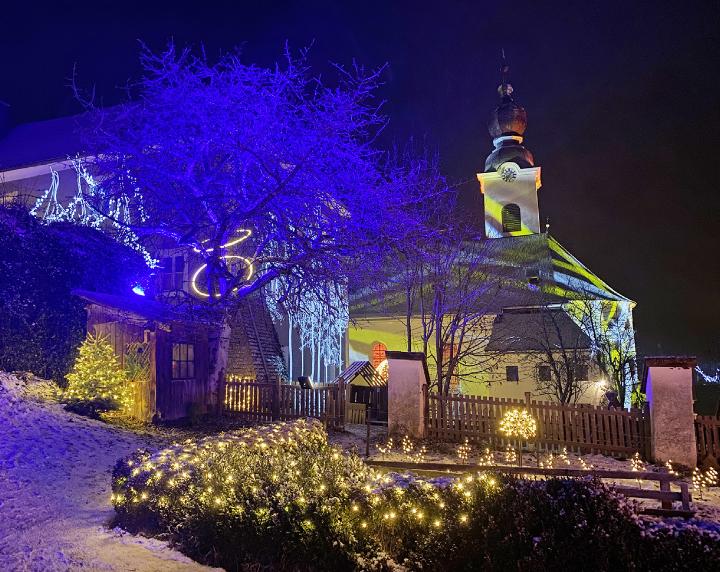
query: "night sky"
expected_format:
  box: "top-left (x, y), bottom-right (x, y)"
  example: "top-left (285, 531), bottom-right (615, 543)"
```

top-left (2, 1), bottom-right (718, 361)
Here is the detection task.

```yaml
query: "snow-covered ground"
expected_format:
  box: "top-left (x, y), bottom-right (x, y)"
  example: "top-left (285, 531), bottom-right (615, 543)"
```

top-left (1, 371), bottom-right (717, 571)
top-left (0, 372), bottom-right (218, 571)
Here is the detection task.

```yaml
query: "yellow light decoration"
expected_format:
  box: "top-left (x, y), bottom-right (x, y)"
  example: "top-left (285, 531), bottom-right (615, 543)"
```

top-left (499, 409), bottom-right (537, 440)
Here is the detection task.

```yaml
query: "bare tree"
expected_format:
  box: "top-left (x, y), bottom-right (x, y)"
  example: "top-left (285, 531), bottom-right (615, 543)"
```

top-left (566, 297), bottom-right (638, 407)
top-left (525, 305), bottom-right (594, 404)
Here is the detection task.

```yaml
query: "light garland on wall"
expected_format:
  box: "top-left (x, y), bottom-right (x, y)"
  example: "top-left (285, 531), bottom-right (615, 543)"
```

top-left (29, 158), bottom-right (157, 268)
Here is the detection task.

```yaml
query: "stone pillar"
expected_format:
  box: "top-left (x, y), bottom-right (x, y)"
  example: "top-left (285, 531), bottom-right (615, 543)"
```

top-left (386, 351), bottom-right (429, 439)
top-left (644, 356), bottom-right (697, 468)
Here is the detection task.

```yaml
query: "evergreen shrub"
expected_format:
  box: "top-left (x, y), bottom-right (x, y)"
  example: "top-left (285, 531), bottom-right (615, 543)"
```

top-left (64, 333), bottom-right (132, 417)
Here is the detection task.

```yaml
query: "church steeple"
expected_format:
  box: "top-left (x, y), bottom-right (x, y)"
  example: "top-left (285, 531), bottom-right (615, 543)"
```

top-left (485, 57), bottom-right (534, 172)
top-left (477, 56), bottom-right (542, 238)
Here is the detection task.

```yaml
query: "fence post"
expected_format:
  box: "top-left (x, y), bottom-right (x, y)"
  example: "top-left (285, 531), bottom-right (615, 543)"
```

top-left (644, 356), bottom-right (697, 468)
top-left (272, 377), bottom-right (281, 421)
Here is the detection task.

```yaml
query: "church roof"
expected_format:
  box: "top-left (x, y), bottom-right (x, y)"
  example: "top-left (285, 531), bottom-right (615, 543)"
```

top-left (0, 114), bottom-right (85, 171)
top-left (350, 233), bottom-right (632, 319)
top-left (485, 307), bottom-right (592, 352)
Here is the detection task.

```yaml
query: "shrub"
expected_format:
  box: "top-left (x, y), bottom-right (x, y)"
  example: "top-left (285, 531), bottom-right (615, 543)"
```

top-left (64, 333), bottom-right (132, 415)
top-left (112, 420), bottom-right (720, 571)
top-left (112, 419), bottom-right (374, 570)
top-left (0, 205), bottom-right (147, 382)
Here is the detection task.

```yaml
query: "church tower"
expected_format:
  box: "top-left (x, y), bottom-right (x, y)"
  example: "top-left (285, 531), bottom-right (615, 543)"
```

top-left (477, 60), bottom-right (542, 238)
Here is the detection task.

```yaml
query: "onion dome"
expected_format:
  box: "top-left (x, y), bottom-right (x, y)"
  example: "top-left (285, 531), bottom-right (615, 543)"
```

top-left (484, 59), bottom-right (534, 172)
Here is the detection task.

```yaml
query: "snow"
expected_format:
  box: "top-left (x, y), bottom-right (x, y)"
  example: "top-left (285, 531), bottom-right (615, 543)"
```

top-left (0, 372), bottom-right (219, 571)
top-left (1, 370), bottom-right (717, 571)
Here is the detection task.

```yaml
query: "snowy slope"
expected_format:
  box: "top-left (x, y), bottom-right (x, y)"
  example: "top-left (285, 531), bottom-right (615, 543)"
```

top-left (0, 372), bottom-right (218, 571)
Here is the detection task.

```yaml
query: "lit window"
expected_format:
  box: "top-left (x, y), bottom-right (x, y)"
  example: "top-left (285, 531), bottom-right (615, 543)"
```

top-left (172, 343), bottom-right (195, 379)
top-left (538, 365), bottom-right (552, 382)
top-left (506, 365), bottom-right (519, 382)
top-left (370, 342), bottom-right (387, 369)
top-left (501, 203), bottom-right (521, 233)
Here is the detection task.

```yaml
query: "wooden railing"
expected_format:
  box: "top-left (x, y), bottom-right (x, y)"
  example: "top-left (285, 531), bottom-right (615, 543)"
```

top-left (223, 379), bottom-right (345, 428)
top-left (365, 460), bottom-right (692, 516)
top-left (427, 392), bottom-right (650, 458)
top-left (696, 415), bottom-right (720, 461)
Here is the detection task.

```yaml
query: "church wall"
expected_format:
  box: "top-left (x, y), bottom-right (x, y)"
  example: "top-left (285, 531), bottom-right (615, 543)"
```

top-left (349, 316), bottom-right (608, 404)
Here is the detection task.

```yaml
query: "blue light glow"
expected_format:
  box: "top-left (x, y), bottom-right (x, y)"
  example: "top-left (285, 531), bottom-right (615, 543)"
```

top-left (132, 284), bottom-right (145, 296)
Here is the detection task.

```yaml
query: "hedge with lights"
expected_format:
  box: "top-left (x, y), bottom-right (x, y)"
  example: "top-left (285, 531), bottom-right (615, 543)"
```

top-left (112, 420), bottom-right (720, 571)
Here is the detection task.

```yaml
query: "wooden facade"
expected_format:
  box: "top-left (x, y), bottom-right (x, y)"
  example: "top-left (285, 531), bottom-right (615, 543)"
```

top-left (77, 290), bottom-right (213, 422)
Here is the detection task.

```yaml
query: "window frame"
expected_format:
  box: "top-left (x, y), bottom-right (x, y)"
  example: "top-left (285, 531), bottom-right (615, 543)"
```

top-left (171, 342), bottom-right (196, 380)
top-left (538, 364), bottom-right (552, 382)
top-left (506, 365), bottom-right (519, 383)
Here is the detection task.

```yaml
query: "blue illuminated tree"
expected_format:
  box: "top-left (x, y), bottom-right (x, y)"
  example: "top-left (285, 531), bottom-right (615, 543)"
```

top-left (77, 44), bottom-right (429, 386)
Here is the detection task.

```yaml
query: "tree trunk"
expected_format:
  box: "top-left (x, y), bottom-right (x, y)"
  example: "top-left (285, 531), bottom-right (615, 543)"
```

top-left (208, 319), bottom-right (232, 411)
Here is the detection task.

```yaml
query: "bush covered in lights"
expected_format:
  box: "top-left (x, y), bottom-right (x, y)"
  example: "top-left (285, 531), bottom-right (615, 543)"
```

top-left (112, 419), bottom-right (374, 570)
top-left (112, 420), bottom-right (720, 571)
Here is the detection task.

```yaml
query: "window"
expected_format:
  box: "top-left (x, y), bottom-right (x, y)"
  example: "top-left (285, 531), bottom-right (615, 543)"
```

top-left (370, 342), bottom-right (387, 369)
top-left (172, 343), bottom-right (195, 379)
top-left (501, 203), bottom-right (521, 233)
top-left (506, 365), bottom-right (519, 382)
top-left (575, 364), bottom-right (589, 381)
top-left (158, 255), bottom-right (185, 291)
top-left (538, 365), bottom-right (552, 382)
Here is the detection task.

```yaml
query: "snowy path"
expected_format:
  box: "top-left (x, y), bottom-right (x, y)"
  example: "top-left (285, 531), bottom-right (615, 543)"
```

top-left (0, 374), bottom-right (217, 571)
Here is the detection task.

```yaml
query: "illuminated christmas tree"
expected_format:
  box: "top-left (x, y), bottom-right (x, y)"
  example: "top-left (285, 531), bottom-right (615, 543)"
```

top-left (65, 333), bottom-right (133, 412)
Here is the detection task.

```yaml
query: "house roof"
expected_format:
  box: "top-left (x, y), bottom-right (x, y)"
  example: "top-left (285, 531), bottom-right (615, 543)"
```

top-left (350, 233), bottom-right (632, 319)
top-left (334, 361), bottom-right (386, 387)
top-left (0, 114), bottom-right (85, 171)
top-left (72, 289), bottom-right (185, 323)
top-left (485, 308), bottom-right (592, 352)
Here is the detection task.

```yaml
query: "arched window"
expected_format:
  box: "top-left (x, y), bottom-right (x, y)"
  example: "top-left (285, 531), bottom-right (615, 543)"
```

top-left (501, 203), bottom-right (521, 233)
top-left (370, 341), bottom-right (387, 369)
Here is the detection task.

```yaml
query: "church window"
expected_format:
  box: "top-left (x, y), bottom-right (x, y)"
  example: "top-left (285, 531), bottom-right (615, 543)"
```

top-left (574, 364), bottom-right (589, 381)
top-left (501, 203), bottom-right (521, 233)
top-left (506, 365), bottom-right (519, 382)
top-left (370, 342), bottom-right (387, 369)
top-left (538, 365), bottom-right (552, 382)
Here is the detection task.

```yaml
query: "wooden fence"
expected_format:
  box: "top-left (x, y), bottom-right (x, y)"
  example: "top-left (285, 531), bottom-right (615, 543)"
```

top-left (223, 379), bottom-right (345, 428)
top-left (696, 415), bottom-right (720, 461)
top-left (427, 392), bottom-right (650, 458)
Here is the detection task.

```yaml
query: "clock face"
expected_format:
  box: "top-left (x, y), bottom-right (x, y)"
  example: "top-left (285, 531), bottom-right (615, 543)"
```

top-left (500, 165), bottom-right (518, 182)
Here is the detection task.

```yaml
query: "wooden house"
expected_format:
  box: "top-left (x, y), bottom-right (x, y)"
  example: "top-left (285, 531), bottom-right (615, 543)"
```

top-left (338, 361), bottom-right (388, 423)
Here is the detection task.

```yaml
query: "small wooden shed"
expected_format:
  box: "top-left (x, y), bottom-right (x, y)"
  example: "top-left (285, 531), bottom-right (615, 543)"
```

top-left (73, 289), bottom-right (214, 422)
top-left (338, 361), bottom-right (388, 423)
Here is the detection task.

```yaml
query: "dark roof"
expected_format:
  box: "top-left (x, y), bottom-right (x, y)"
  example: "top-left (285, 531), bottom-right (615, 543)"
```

top-left (72, 289), bottom-right (184, 323)
top-left (485, 308), bottom-right (591, 352)
top-left (0, 114), bottom-right (85, 171)
top-left (335, 361), bottom-right (386, 387)
top-left (350, 233), bottom-right (632, 319)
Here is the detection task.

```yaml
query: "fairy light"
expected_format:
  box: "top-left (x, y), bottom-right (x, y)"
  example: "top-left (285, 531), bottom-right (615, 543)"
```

top-left (456, 438), bottom-right (471, 464)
